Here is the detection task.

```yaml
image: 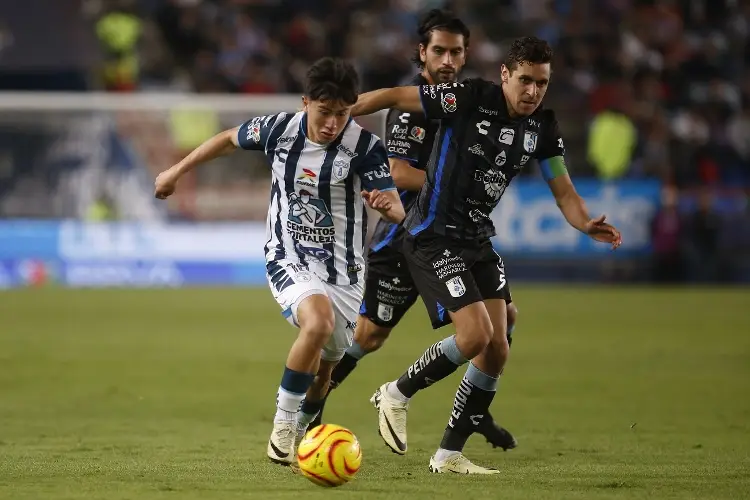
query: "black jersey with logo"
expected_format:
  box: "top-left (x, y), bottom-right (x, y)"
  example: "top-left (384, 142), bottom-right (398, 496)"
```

top-left (404, 78), bottom-right (566, 240)
top-left (369, 74), bottom-right (439, 251)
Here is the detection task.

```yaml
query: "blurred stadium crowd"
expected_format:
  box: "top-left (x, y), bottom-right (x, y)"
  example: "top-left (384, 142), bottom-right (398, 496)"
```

top-left (0, 0), bottom-right (749, 283)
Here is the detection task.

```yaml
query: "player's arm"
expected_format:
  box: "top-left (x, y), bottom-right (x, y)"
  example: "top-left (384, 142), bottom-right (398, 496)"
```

top-left (538, 111), bottom-right (621, 248)
top-left (358, 140), bottom-right (405, 224)
top-left (154, 113), bottom-right (283, 199)
top-left (383, 110), bottom-right (428, 191)
top-left (352, 81), bottom-right (477, 119)
top-left (390, 157), bottom-right (425, 191)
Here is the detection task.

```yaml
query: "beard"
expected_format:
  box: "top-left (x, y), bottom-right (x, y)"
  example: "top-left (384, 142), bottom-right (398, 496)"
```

top-left (428, 67), bottom-right (457, 84)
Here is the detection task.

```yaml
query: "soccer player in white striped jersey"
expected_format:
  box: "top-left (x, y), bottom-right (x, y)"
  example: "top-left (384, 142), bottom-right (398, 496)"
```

top-left (154, 57), bottom-right (405, 465)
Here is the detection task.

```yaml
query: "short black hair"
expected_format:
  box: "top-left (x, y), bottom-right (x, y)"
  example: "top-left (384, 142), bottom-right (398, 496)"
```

top-left (503, 36), bottom-right (553, 73)
top-left (412, 9), bottom-right (470, 69)
top-left (304, 57), bottom-right (360, 105)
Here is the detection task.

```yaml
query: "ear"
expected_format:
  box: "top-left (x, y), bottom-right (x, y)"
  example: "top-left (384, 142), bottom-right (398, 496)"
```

top-left (501, 64), bottom-right (510, 83)
top-left (419, 43), bottom-right (427, 64)
top-left (301, 95), bottom-right (309, 111)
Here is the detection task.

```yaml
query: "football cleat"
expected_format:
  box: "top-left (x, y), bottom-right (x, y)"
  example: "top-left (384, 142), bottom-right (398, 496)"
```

top-left (478, 413), bottom-right (518, 451)
top-left (267, 419), bottom-right (297, 465)
top-left (370, 383), bottom-right (408, 455)
top-left (428, 453), bottom-right (500, 475)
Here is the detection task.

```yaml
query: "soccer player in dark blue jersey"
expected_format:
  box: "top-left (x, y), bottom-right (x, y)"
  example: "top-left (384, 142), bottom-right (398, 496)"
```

top-left (308, 10), bottom-right (517, 452)
top-left (352, 36), bottom-right (622, 473)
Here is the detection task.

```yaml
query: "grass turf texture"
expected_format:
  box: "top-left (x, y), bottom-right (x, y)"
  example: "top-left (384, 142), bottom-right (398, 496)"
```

top-left (1, 287), bottom-right (749, 499)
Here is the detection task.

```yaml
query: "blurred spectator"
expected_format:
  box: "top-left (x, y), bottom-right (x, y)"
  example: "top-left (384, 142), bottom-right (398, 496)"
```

top-left (650, 185), bottom-right (683, 283)
top-left (685, 189), bottom-right (721, 283)
top-left (96, 0), bottom-right (143, 91)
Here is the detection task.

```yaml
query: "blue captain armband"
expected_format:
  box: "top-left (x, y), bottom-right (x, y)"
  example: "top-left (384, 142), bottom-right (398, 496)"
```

top-left (539, 156), bottom-right (568, 182)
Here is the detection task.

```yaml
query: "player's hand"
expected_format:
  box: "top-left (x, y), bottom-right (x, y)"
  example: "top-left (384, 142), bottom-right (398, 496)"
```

top-left (584, 214), bottom-right (622, 250)
top-left (361, 189), bottom-right (392, 212)
top-left (154, 168), bottom-right (180, 199)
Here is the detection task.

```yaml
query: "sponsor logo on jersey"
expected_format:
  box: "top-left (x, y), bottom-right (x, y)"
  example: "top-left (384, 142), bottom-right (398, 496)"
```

top-left (520, 155), bottom-right (530, 166)
top-left (337, 144), bottom-right (359, 159)
top-left (422, 85), bottom-right (437, 99)
top-left (441, 93), bottom-right (457, 113)
top-left (296, 168), bottom-right (318, 188)
top-left (479, 106), bottom-right (498, 116)
top-left (499, 128), bottom-right (515, 145)
top-left (524, 131), bottom-right (538, 153)
top-left (277, 134), bottom-right (298, 144)
top-left (469, 144), bottom-right (484, 156)
top-left (495, 151), bottom-right (506, 166)
top-left (295, 242), bottom-right (333, 261)
top-left (332, 158), bottom-right (350, 181)
top-left (410, 126), bottom-right (426, 143)
top-left (474, 169), bottom-right (508, 200)
top-left (287, 190), bottom-right (335, 243)
top-left (247, 124), bottom-right (261, 143)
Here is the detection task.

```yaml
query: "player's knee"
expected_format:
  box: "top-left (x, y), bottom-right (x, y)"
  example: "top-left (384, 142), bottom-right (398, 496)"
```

top-left (455, 311), bottom-right (493, 358)
top-left (489, 327), bottom-right (510, 362)
top-left (300, 313), bottom-right (335, 348)
top-left (506, 302), bottom-right (518, 331)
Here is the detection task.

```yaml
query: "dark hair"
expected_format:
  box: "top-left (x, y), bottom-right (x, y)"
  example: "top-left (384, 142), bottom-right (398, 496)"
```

top-left (503, 36), bottom-right (553, 73)
top-left (304, 57), bottom-right (360, 105)
top-left (412, 9), bottom-right (470, 69)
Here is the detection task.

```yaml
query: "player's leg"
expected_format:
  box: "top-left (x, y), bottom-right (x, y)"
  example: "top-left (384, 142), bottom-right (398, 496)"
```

top-left (371, 233), bottom-right (493, 455)
top-left (430, 249), bottom-right (516, 473)
top-left (295, 281), bottom-right (364, 438)
top-left (268, 290), bottom-right (335, 465)
top-left (506, 301), bottom-right (518, 346)
top-left (310, 249), bottom-right (417, 427)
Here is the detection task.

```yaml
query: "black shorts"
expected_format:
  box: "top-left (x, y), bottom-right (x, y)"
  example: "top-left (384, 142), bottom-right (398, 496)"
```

top-left (359, 244), bottom-right (426, 329)
top-left (401, 230), bottom-right (512, 329)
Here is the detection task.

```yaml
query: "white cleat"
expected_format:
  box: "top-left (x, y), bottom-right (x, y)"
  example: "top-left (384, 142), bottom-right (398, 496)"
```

top-left (429, 453), bottom-right (501, 475)
top-left (369, 383), bottom-right (408, 455)
top-left (267, 420), bottom-right (297, 465)
top-left (295, 423), bottom-right (308, 451)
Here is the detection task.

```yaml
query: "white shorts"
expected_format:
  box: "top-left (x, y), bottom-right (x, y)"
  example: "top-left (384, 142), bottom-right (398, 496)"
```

top-left (266, 260), bottom-right (364, 362)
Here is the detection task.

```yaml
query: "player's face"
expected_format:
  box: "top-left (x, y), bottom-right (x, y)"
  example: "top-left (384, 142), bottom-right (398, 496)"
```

top-left (420, 30), bottom-right (467, 84)
top-left (501, 62), bottom-right (551, 117)
top-left (302, 97), bottom-right (352, 144)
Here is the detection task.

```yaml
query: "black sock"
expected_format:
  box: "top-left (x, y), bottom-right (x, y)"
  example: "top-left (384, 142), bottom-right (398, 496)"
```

top-left (310, 352), bottom-right (360, 428)
top-left (329, 352), bottom-right (359, 391)
top-left (395, 335), bottom-right (467, 399)
top-left (440, 363), bottom-right (498, 452)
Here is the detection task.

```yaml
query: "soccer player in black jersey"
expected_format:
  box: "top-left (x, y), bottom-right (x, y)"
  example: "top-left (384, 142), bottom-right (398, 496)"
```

top-left (352, 36), bottom-right (622, 473)
top-left (305, 10), bottom-right (517, 452)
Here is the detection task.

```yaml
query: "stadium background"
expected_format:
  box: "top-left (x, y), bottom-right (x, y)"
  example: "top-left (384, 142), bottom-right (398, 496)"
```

top-left (1, 2), bottom-right (748, 499)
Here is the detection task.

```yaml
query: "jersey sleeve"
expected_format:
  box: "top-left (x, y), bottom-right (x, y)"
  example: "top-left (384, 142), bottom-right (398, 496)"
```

top-left (418, 80), bottom-right (479, 120)
top-left (356, 139), bottom-right (397, 192)
top-left (534, 110), bottom-right (569, 181)
top-left (237, 112), bottom-right (287, 151)
top-left (384, 109), bottom-right (430, 164)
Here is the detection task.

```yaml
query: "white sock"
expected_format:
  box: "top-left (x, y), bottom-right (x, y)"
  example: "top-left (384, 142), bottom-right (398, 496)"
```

top-left (386, 381), bottom-right (409, 403)
top-left (275, 388), bottom-right (303, 423)
top-left (434, 447), bottom-right (460, 462)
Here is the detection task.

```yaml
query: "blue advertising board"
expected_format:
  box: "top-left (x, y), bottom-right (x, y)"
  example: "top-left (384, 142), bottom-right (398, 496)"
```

top-left (0, 180), bottom-right (664, 288)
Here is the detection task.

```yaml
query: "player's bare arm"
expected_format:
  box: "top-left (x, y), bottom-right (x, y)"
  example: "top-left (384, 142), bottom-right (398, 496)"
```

top-left (352, 86), bottom-right (422, 116)
top-left (362, 189), bottom-right (405, 224)
top-left (154, 126), bottom-right (240, 199)
top-left (389, 157), bottom-right (426, 191)
top-left (547, 172), bottom-right (622, 249)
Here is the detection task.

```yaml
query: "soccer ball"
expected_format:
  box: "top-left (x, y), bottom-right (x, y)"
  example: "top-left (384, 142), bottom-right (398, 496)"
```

top-left (297, 424), bottom-right (362, 487)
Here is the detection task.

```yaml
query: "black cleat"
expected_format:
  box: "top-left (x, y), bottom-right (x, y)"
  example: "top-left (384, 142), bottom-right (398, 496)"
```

top-left (477, 413), bottom-right (518, 451)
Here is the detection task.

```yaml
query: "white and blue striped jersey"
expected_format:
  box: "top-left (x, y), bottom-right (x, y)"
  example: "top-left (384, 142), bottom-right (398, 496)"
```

top-left (238, 111), bottom-right (396, 286)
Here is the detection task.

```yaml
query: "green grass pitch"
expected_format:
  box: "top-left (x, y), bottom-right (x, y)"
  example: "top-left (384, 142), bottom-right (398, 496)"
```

top-left (1, 286), bottom-right (749, 499)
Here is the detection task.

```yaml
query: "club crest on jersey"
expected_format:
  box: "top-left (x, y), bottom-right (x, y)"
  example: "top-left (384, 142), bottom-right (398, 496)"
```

top-left (524, 131), bottom-right (538, 153)
top-left (377, 303), bottom-right (394, 322)
top-left (296, 168), bottom-right (318, 188)
top-left (410, 126), bottom-right (426, 143)
top-left (332, 158), bottom-right (350, 181)
top-left (446, 276), bottom-right (466, 298)
top-left (441, 93), bottom-right (457, 113)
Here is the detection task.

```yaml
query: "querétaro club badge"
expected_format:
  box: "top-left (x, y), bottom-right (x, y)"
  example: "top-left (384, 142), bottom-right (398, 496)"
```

top-left (441, 93), bottom-right (457, 113)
